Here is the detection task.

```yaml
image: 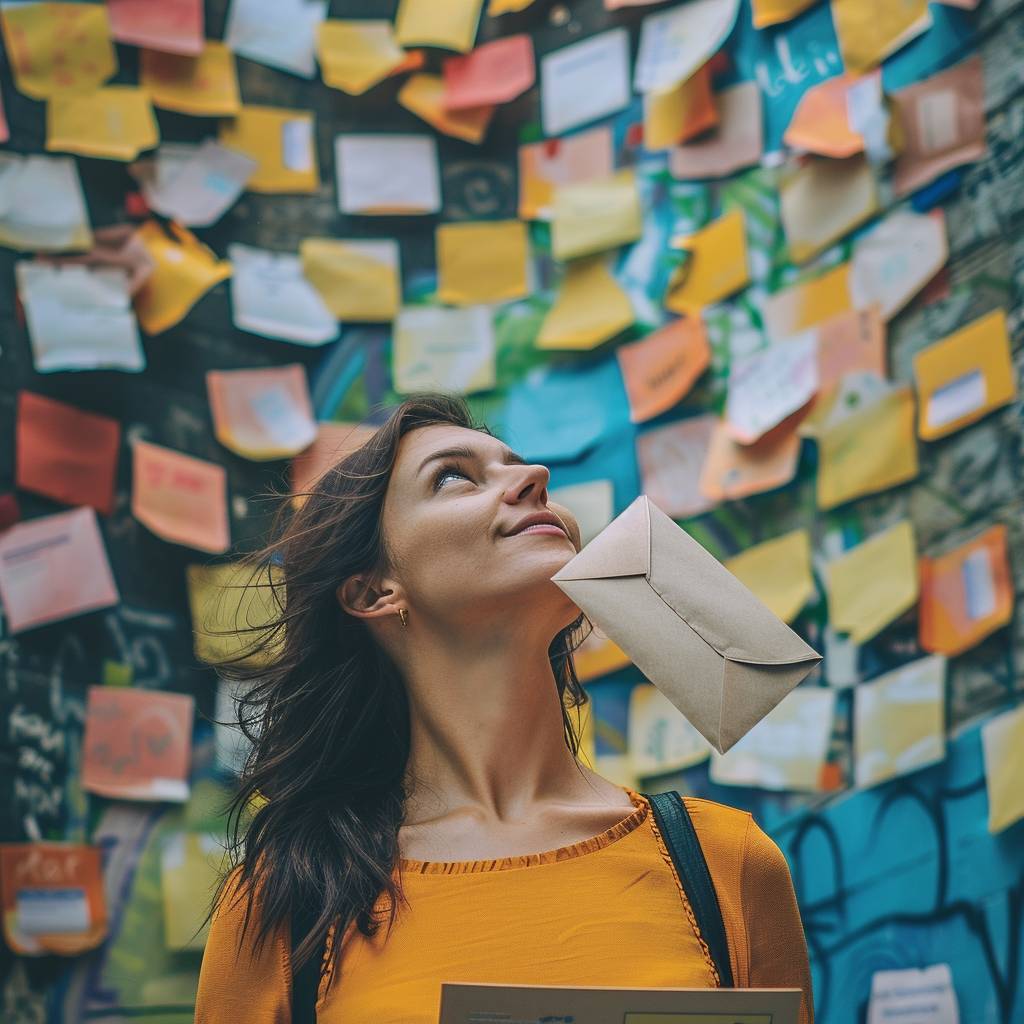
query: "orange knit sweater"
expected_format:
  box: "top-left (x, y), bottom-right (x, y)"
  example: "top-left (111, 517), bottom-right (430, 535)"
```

top-left (194, 788), bottom-right (814, 1023)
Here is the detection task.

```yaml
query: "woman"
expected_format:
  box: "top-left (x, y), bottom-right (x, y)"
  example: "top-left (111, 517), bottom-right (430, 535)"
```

top-left (194, 393), bottom-right (815, 1023)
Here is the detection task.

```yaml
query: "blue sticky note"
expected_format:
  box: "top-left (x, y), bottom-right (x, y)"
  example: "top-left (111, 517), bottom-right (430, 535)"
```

top-left (725, 0), bottom-right (844, 154)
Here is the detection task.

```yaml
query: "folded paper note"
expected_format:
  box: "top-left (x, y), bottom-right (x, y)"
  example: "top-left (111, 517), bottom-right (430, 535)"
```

top-left (551, 494), bottom-right (822, 753)
top-left (669, 81), bottom-right (763, 180)
top-left (537, 257), bottom-right (634, 351)
top-left (316, 20), bottom-right (406, 95)
top-left (398, 73), bottom-right (494, 144)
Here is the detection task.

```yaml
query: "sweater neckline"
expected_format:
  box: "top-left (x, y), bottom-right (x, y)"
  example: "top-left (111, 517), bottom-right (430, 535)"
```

top-left (397, 785), bottom-right (650, 874)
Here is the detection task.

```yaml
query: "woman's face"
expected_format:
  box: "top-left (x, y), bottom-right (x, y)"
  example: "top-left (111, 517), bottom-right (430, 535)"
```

top-left (375, 423), bottom-right (583, 630)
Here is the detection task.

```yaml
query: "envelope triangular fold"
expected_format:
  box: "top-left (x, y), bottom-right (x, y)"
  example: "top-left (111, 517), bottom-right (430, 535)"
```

top-left (551, 495), bottom-right (650, 581)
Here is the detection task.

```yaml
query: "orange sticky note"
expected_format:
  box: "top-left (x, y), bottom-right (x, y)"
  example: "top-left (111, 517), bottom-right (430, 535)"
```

top-left (397, 73), bottom-right (494, 143)
top-left (815, 306), bottom-right (887, 391)
top-left (572, 627), bottom-right (631, 683)
top-left (443, 34), bottom-right (534, 109)
top-left (108, 0), bottom-right (203, 56)
top-left (133, 221), bottom-right (232, 336)
top-left (1, 2), bottom-right (116, 99)
top-left (920, 525), bottom-right (1013, 657)
top-left (643, 64), bottom-right (718, 150)
top-left (82, 685), bottom-right (194, 802)
top-left (616, 317), bottom-right (711, 423)
top-left (638, 414), bottom-right (720, 519)
top-left (140, 41), bottom-right (241, 116)
top-left (16, 391), bottom-right (120, 514)
top-left (0, 81), bottom-right (9, 143)
top-left (131, 439), bottom-right (230, 553)
top-left (913, 309), bottom-right (1017, 441)
top-left (0, 844), bottom-right (107, 956)
top-left (698, 417), bottom-right (802, 502)
top-left (207, 364), bottom-right (317, 461)
top-left (290, 422), bottom-right (378, 508)
top-left (785, 73), bottom-right (875, 158)
top-left (665, 209), bottom-right (749, 315)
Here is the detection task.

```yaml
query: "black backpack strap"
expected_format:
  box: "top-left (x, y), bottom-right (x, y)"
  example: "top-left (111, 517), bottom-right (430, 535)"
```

top-left (290, 900), bottom-right (325, 1024)
top-left (644, 790), bottom-right (735, 988)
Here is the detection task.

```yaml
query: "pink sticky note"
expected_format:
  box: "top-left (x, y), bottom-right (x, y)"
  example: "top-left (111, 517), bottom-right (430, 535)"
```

top-left (443, 34), bottom-right (535, 110)
top-left (0, 507), bottom-right (119, 634)
top-left (107, 0), bottom-right (204, 56)
top-left (131, 439), bottom-right (230, 553)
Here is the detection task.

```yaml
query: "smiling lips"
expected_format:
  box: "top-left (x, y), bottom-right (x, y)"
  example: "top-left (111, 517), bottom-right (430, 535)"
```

top-left (512, 523), bottom-right (568, 537)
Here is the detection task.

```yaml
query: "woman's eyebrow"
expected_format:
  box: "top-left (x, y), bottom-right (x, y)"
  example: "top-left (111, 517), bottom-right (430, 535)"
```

top-left (416, 444), bottom-right (527, 479)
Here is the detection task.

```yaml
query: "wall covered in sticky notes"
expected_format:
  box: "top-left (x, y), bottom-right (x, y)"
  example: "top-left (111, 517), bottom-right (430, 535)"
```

top-left (0, 0), bottom-right (1022, 1021)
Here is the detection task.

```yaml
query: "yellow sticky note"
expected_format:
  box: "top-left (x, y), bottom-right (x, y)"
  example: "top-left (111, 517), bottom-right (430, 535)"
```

top-left (725, 530), bottom-right (814, 624)
top-left (393, 306), bottom-right (496, 395)
top-left (752, 0), bottom-right (817, 27)
top-left (763, 262), bottom-right (853, 341)
top-left (854, 654), bottom-right (946, 789)
top-left (913, 309), bottom-right (1017, 441)
top-left (832, 0), bottom-right (930, 75)
top-left (982, 704), bottom-right (1024, 834)
top-left (489, 0), bottom-right (535, 11)
top-left (781, 154), bottom-right (878, 264)
top-left (317, 20), bottom-right (406, 95)
top-left (436, 220), bottom-right (529, 305)
top-left (551, 169), bottom-right (643, 262)
top-left (537, 258), bottom-right (634, 350)
top-left (398, 73), bottom-right (493, 143)
top-left (1, 2), bottom-right (116, 99)
top-left (300, 238), bottom-right (400, 321)
top-left (218, 106), bottom-right (319, 193)
top-left (825, 520), bottom-right (918, 644)
top-left (161, 832), bottom-right (228, 951)
top-left (187, 561), bottom-right (280, 666)
top-left (140, 41), bottom-right (240, 116)
top-left (395, 0), bottom-right (484, 52)
top-left (817, 385), bottom-right (919, 510)
top-left (643, 65), bottom-right (718, 151)
top-left (46, 86), bottom-right (158, 161)
top-left (133, 221), bottom-right (232, 336)
top-left (665, 209), bottom-right (749, 315)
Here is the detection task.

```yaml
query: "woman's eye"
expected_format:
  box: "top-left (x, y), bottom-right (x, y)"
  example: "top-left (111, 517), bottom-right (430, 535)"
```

top-left (432, 464), bottom-right (470, 490)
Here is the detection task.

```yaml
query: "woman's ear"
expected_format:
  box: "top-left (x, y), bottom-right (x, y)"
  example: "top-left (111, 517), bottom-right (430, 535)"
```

top-left (336, 573), bottom-right (402, 621)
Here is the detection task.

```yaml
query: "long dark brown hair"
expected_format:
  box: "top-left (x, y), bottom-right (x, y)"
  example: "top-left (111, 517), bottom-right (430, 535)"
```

top-left (201, 392), bottom-right (592, 993)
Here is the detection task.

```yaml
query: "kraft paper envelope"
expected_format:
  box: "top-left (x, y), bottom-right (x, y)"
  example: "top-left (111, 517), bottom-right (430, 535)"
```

top-left (551, 495), bottom-right (822, 754)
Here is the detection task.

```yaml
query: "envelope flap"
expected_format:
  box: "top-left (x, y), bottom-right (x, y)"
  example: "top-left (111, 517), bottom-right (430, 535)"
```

top-left (646, 498), bottom-right (821, 667)
top-left (551, 494), bottom-right (651, 582)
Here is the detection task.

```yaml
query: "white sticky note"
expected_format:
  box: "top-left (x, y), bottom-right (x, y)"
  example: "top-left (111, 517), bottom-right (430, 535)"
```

top-left (335, 134), bottom-right (441, 214)
top-left (634, 0), bottom-right (739, 93)
top-left (0, 153), bottom-right (91, 251)
top-left (540, 29), bottom-right (630, 137)
top-left (925, 370), bottom-right (986, 430)
top-left (224, 0), bottom-right (327, 78)
top-left (16, 889), bottom-right (91, 935)
top-left (228, 243), bottom-right (339, 346)
top-left (15, 262), bottom-right (144, 373)
top-left (868, 963), bottom-right (959, 1024)
top-left (281, 118), bottom-right (314, 172)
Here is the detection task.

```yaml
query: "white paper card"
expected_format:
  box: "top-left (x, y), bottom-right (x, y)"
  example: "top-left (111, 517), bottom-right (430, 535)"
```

top-left (540, 29), bottom-right (631, 137)
top-left (868, 963), bottom-right (959, 1024)
top-left (634, 0), bottom-right (739, 93)
top-left (726, 333), bottom-right (819, 444)
top-left (850, 209), bottom-right (948, 321)
top-left (0, 154), bottom-right (91, 251)
top-left (16, 889), bottom-right (90, 935)
top-left (228, 243), bottom-right (339, 346)
top-left (248, 384), bottom-right (319, 448)
top-left (15, 262), bottom-right (145, 373)
top-left (224, 0), bottom-right (327, 77)
top-left (925, 369), bottom-right (986, 430)
top-left (335, 134), bottom-right (441, 214)
top-left (961, 547), bottom-right (997, 621)
top-left (140, 140), bottom-right (256, 227)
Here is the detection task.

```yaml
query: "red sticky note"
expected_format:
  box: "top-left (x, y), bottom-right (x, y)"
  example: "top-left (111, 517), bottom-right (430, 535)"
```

top-left (107, 0), bottom-right (204, 56)
top-left (16, 392), bottom-right (121, 514)
top-left (443, 34), bottom-right (534, 110)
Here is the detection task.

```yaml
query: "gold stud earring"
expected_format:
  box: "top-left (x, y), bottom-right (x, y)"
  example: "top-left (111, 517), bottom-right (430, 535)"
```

top-left (398, 608), bottom-right (408, 628)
